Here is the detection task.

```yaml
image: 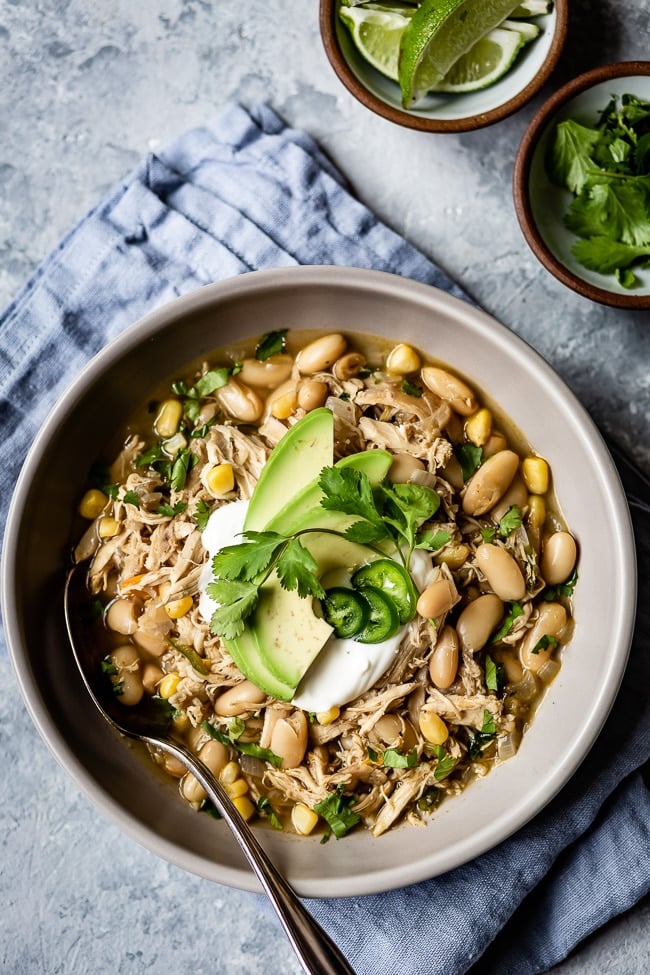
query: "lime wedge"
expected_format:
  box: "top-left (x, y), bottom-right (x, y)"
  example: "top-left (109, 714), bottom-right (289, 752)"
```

top-left (339, 4), bottom-right (416, 82)
top-left (510, 0), bottom-right (552, 16)
top-left (501, 17), bottom-right (541, 40)
top-left (398, 0), bottom-right (521, 107)
top-left (429, 26), bottom-right (525, 93)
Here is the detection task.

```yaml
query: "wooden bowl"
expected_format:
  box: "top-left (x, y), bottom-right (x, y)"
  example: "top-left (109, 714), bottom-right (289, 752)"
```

top-left (319, 0), bottom-right (568, 132)
top-left (514, 61), bottom-right (650, 308)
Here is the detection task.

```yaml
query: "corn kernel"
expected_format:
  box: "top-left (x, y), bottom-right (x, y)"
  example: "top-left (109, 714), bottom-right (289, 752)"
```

top-left (465, 408), bottom-right (493, 447)
top-left (164, 595), bottom-right (193, 620)
top-left (232, 795), bottom-right (256, 821)
top-left (385, 343), bottom-right (421, 375)
top-left (159, 673), bottom-right (181, 700)
top-left (79, 489), bottom-right (108, 520)
top-left (291, 802), bottom-right (320, 836)
top-left (219, 761), bottom-right (241, 786)
top-left (225, 778), bottom-right (249, 799)
top-left (419, 710), bottom-right (449, 746)
top-left (270, 390), bottom-right (298, 420)
top-left (316, 706), bottom-right (340, 726)
top-left (154, 398), bottom-right (183, 439)
top-left (434, 543), bottom-right (470, 571)
top-left (205, 463), bottom-right (235, 497)
top-left (522, 456), bottom-right (549, 495)
top-left (171, 712), bottom-right (190, 733)
top-left (98, 515), bottom-right (120, 538)
top-left (527, 494), bottom-right (546, 530)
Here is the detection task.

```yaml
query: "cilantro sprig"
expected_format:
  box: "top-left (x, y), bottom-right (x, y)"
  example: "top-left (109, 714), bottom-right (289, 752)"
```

top-left (207, 465), bottom-right (439, 641)
top-left (548, 93), bottom-right (650, 286)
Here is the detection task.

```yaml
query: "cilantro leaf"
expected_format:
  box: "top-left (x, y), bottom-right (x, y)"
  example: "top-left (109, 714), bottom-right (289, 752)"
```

top-left (480, 525), bottom-right (497, 543)
top-left (208, 579), bottom-right (260, 639)
top-left (430, 745), bottom-right (456, 781)
top-left (401, 378), bottom-right (423, 397)
top-left (212, 531), bottom-right (287, 582)
top-left (571, 235), bottom-right (650, 275)
top-left (498, 505), bottom-right (523, 538)
top-left (122, 489), bottom-right (141, 508)
top-left (194, 368), bottom-right (230, 397)
top-left (415, 528), bottom-right (451, 551)
top-left (454, 443), bottom-right (482, 481)
top-left (491, 601), bottom-right (523, 643)
top-left (484, 653), bottom-right (503, 692)
top-left (170, 448), bottom-right (196, 492)
top-left (467, 710), bottom-right (497, 758)
top-left (345, 520), bottom-right (391, 544)
top-left (532, 633), bottom-right (559, 655)
top-left (382, 747), bottom-right (419, 769)
top-left (255, 329), bottom-right (288, 361)
top-left (257, 797), bottom-right (282, 830)
top-left (275, 537), bottom-right (325, 599)
top-left (313, 785), bottom-right (360, 840)
top-left (194, 499), bottom-right (213, 531)
top-left (543, 568), bottom-right (578, 601)
top-left (156, 500), bottom-right (187, 517)
top-left (548, 119), bottom-right (601, 194)
top-left (566, 182), bottom-right (650, 247)
top-left (319, 466), bottom-right (381, 525)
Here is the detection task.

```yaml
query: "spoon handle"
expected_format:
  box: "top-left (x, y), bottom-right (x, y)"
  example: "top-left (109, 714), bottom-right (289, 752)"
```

top-left (158, 739), bottom-right (357, 975)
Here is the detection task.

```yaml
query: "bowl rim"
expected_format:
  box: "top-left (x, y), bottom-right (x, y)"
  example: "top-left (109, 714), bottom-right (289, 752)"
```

top-left (513, 60), bottom-right (650, 308)
top-left (1, 266), bottom-right (638, 896)
top-left (319, 0), bottom-right (568, 132)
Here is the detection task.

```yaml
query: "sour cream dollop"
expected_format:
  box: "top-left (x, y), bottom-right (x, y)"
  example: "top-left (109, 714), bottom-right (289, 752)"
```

top-left (198, 501), bottom-right (432, 712)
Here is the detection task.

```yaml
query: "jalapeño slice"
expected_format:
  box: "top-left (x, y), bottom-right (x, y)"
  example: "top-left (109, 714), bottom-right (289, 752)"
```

top-left (351, 558), bottom-right (418, 625)
top-left (355, 586), bottom-right (401, 644)
top-left (321, 587), bottom-right (369, 639)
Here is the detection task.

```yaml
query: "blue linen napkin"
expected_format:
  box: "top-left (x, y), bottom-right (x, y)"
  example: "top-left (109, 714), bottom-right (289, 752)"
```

top-left (1, 102), bottom-right (648, 975)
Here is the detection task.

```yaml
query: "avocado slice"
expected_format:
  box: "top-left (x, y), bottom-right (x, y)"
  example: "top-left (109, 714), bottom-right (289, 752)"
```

top-left (243, 449), bottom-right (395, 691)
top-left (224, 623), bottom-right (296, 702)
top-left (244, 407), bottom-right (334, 531)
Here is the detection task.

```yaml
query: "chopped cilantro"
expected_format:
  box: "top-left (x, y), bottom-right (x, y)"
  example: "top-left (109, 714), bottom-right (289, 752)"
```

top-left (382, 747), bottom-right (418, 769)
top-left (480, 525), bottom-right (497, 543)
top-left (257, 797), bottom-right (282, 830)
top-left (484, 653), bottom-right (504, 692)
top-left (194, 499), bottom-right (213, 531)
top-left (415, 528), bottom-right (451, 552)
top-left (101, 657), bottom-right (118, 676)
top-left (498, 505), bottom-right (523, 537)
top-left (156, 500), bottom-right (188, 517)
top-left (402, 378), bottom-right (423, 398)
top-left (121, 489), bottom-right (141, 508)
top-left (467, 710), bottom-right (497, 759)
top-left (547, 93), bottom-right (650, 284)
top-left (491, 601), bottom-right (524, 643)
top-left (313, 785), bottom-right (360, 840)
top-left (255, 329), bottom-right (288, 361)
top-left (543, 568), bottom-right (578, 601)
top-left (532, 633), bottom-right (559, 655)
top-left (430, 745), bottom-right (456, 781)
top-left (454, 443), bottom-right (483, 481)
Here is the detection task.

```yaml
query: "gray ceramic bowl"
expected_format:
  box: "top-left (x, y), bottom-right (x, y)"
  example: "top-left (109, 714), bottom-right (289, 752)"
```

top-left (514, 61), bottom-right (650, 308)
top-left (1, 266), bottom-right (636, 897)
top-left (320, 0), bottom-right (567, 132)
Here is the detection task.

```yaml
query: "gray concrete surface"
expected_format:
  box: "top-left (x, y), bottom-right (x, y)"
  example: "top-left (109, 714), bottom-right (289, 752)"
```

top-left (0, 1), bottom-right (648, 973)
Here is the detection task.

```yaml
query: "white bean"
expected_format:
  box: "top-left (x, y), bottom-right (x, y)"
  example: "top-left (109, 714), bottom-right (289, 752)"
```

top-left (521, 602), bottom-right (567, 672)
top-left (429, 625), bottom-right (459, 689)
top-left (456, 594), bottom-right (504, 652)
top-left (238, 355), bottom-right (293, 389)
top-left (462, 450), bottom-right (519, 516)
top-left (541, 531), bottom-right (577, 586)
top-left (475, 544), bottom-right (526, 601)
top-left (296, 334), bottom-right (347, 374)
top-left (214, 680), bottom-right (267, 716)
top-left (421, 366), bottom-right (477, 415)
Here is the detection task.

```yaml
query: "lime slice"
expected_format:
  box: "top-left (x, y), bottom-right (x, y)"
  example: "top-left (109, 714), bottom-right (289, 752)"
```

top-left (501, 17), bottom-right (541, 40)
top-left (429, 26), bottom-right (525, 93)
top-left (339, 4), bottom-right (416, 82)
top-left (398, 0), bottom-right (521, 107)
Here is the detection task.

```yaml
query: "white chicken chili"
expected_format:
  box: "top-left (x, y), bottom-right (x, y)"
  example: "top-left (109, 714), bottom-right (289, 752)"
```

top-left (73, 328), bottom-right (577, 839)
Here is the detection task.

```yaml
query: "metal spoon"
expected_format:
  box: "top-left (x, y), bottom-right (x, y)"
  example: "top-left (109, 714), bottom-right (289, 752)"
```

top-left (64, 563), bottom-right (356, 975)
